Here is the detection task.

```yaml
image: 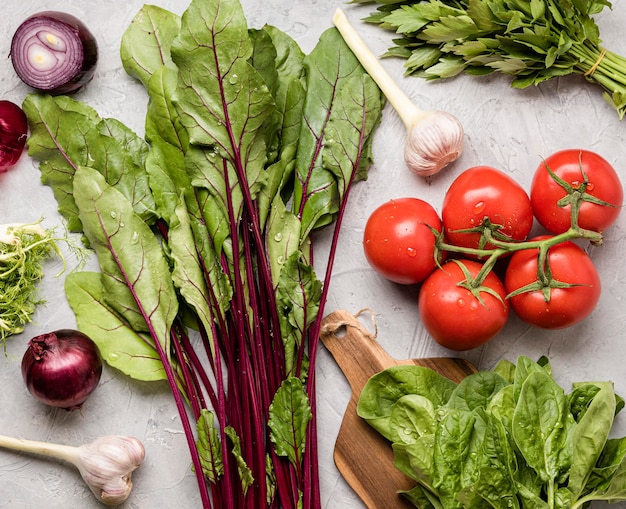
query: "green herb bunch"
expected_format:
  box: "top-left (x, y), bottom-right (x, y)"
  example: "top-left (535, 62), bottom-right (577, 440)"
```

top-left (0, 222), bottom-right (62, 344)
top-left (352, 0), bottom-right (626, 118)
top-left (358, 355), bottom-right (626, 508)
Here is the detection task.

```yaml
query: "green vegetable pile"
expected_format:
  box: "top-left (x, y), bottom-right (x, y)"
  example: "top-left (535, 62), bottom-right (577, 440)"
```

top-left (358, 355), bottom-right (626, 508)
top-left (352, 0), bottom-right (626, 118)
top-left (0, 221), bottom-right (62, 344)
top-left (21, 0), bottom-right (384, 506)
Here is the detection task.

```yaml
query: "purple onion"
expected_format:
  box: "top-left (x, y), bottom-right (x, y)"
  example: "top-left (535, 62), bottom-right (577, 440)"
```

top-left (0, 100), bottom-right (28, 172)
top-left (22, 329), bottom-right (103, 411)
top-left (10, 11), bottom-right (98, 95)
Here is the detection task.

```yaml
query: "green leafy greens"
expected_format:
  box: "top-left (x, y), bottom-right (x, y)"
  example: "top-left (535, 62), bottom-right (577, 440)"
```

top-left (358, 355), bottom-right (626, 508)
top-left (0, 221), bottom-right (64, 344)
top-left (351, 0), bottom-right (626, 118)
top-left (22, 0), bottom-right (384, 507)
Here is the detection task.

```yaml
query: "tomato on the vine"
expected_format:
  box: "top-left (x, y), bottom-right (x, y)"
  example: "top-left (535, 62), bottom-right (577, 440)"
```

top-left (441, 166), bottom-right (534, 253)
top-left (418, 259), bottom-right (509, 351)
top-left (530, 149), bottom-right (623, 234)
top-left (504, 237), bottom-right (601, 329)
top-left (363, 197), bottom-right (443, 285)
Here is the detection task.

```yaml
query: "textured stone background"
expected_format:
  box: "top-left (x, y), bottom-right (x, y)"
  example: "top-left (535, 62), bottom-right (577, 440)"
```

top-left (2, 0), bottom-right (626, 507)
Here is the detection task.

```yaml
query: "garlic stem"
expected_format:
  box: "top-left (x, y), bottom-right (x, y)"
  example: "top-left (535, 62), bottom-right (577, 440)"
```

top-left (0, 434), bottom-right (78, 462)
top-left (332, 8), bottom-right (464, 177)
top-left (0, 434), bottom-right (145, 507)
top-left (332, 8), bottom-right (424, 129)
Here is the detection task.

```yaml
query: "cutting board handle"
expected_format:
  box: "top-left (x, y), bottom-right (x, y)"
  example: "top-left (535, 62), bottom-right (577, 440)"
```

top-left (320, 309), bottom-right (397, 394)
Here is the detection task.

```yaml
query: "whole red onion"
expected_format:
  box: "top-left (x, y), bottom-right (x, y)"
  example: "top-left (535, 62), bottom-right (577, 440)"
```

top-left (22, 329), bottom-right (103, 411)
top-left (0, 100), bottom-right (28, 172)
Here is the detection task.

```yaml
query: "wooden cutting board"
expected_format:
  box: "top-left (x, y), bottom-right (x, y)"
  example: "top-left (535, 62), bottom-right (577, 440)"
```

top-left (319, 309), bottom-right (477, 509)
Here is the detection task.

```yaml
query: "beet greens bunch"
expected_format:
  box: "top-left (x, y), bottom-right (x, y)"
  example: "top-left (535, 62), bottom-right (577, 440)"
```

top-left (22, 0), bottom-right (384, 507)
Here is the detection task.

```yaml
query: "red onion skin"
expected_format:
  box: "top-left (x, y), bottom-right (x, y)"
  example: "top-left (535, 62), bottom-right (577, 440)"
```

top-left (10, 11), bottom-right (98, 95)
top-left (0, 101), bottom-right (28, 172)
top-left (22, 329), bottom-right (103, 411)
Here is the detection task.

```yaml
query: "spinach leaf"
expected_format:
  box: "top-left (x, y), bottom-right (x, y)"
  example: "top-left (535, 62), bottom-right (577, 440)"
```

top-left (568, 382), bottom-right (616, 497)
top-left (433, 408), bottom-right (476, 509)
top-left (446, 371), bottom-right (510, 412)
top-left (357, 365), bottom-right (457, 440)
top-left (513, 370), bottom-right (570, 483)
top-left (390, 395), bottom-right (437, 444)
top-left (393, 435), bottom-right (436, 487)
top-left (357, 356), bottom-right (626, 508)
top-left (472, 410), bottom-right (519, 509)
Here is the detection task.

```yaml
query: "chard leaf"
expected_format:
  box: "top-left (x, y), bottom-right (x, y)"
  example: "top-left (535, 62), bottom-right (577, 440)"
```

top-left (145, 67), bottom-right (190, 151)
top-left (184, 146), bottom-right (234, 257)
top-left (167, 194), bottom-right (232, 345)
top-left (73, 166), bottom-right (178, 358)
top-left (268, 377), bottom-right (312, 468)
top-left (144, 139), bottom-right (189, 222)
top-left (171, 0), bottom-right (275, 221)
top-left (275, 252), bottom-right (322, 374)
top-left (225, 426), bottom-right (254, 494)
top-left (64, 271), bottom-right (166, 381)
top-left (23, 95), bottom-right (100, 231)
top-left (295, 28), bottom-right (382, 238)
top-left (196, 409), bottom-right (224, 484)
top-left (267, 199), bottom-right (303, 287)
top-left (322, 73), bottom-right (383, 192)
top-left (23, 94), bottom-right (156, 231)
top-left (120, 4), bottom-right (181, 86)
top-left (251, 26), bottom-right (306, 226)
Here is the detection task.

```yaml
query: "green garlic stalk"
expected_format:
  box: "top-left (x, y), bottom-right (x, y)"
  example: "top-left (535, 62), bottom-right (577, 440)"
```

top-left (332, 8), bottom-right (464, 177)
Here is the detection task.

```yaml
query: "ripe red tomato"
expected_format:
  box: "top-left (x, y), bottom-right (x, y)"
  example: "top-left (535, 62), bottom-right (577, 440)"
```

top-left (530, 149), bottom-right (623, 234)
top-left (363, 197), bottom-right (443, 284)
top-left (418, 259), bottom-right (509, 350)
top-left (442, 166), bottom-right (534, 253)
top-left (504, 237), bottom-right (601, 329)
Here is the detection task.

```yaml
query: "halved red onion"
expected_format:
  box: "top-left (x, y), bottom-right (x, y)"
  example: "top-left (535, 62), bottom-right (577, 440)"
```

top-left (10, 11), bottom-right (98, 95)
top-left (0, 100), bottom-right (28, 172)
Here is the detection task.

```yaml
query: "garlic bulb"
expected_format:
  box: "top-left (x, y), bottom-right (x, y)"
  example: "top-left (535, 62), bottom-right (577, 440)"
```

top-left (75, 435), bottom-right (146, 505)
top-left (332, 8), bottom-right (464, 177)
top-left (404, 110), bottom-right (465, 176)
top-left (0, 433), bottom-right (145, 506)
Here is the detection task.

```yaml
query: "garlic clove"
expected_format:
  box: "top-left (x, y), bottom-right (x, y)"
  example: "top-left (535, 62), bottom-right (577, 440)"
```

top-left (404, 110), bottom-right (465, 177)
top-left (75, 435), bottom-right (146, 507)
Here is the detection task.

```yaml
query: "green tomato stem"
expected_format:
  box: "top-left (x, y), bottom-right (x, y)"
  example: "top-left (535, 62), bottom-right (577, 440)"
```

top-left (437, 222), bottom-right (603, 291)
